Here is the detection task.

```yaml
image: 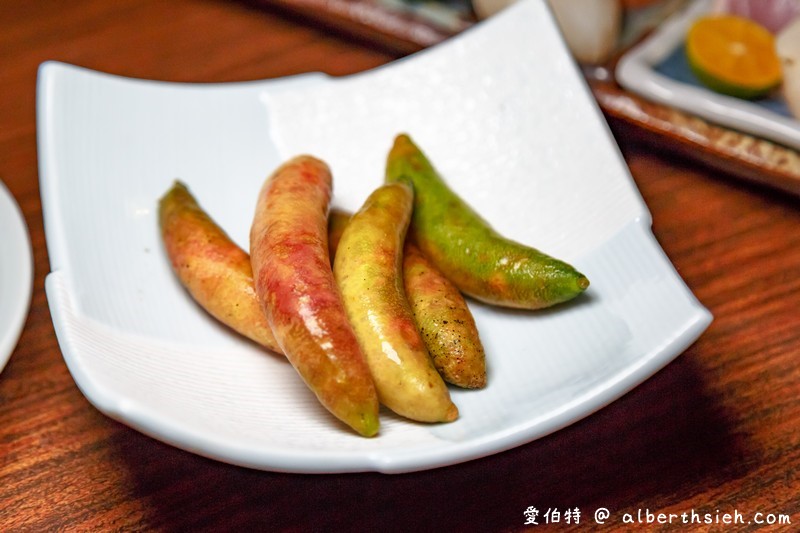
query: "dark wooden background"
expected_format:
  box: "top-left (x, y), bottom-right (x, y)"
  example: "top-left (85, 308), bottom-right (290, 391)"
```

top-left (1, 1), bottom-right (799, 530)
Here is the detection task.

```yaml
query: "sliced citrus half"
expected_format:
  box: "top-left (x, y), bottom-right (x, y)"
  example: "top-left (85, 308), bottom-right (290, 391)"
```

top-left (686, 14), bottom-right (782, 99)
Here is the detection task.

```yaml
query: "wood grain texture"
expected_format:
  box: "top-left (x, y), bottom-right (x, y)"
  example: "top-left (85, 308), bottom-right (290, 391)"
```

top-left (1, 0), bottom-right (799, 531)
top-left (244, 0), bottom-right (468, 54)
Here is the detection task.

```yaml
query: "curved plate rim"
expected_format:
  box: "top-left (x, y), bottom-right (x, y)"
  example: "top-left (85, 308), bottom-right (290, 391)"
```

top-left (0, 180), bottom-right (33, 375)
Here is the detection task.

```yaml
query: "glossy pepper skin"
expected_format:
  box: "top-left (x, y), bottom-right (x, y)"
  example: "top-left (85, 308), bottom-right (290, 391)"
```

top-left (385, 134), bottom-right (590, 310)
top-left (330, 210), bottom-right (486, 389)
top-left (403, 242), bottom-right (486, 389)
top-left (158, 196), bottom-right (352, 353)
top-left (250, 156), bottom-right (380, 437)
top-left (333, 182), bottom-right (458, 423)
top-left (158, 181), bottom-right (281, 353)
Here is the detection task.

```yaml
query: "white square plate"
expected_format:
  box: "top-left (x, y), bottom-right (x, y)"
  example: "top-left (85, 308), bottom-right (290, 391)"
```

top-left (616, 0), bottom-right (799, 150)
top-left (37, 0), bottom-right (711, 473)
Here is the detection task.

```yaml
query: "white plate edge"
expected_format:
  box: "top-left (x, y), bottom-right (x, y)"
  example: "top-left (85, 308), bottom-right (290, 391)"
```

top-left (0, 180), bottom-right (34, 373)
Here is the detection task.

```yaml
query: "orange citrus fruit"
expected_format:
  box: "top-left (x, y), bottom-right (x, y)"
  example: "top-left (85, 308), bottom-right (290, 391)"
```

top-left (686, 14), bottom-right (782, 99)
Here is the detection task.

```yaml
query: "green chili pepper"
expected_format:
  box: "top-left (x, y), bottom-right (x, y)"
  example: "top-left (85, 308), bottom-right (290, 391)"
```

top-left (385, 134), bottom-right (589, 310)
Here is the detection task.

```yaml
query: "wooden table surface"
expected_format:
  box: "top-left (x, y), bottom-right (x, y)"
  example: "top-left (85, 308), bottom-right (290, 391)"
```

top-left (2, 1), bottom-right (799, 531)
